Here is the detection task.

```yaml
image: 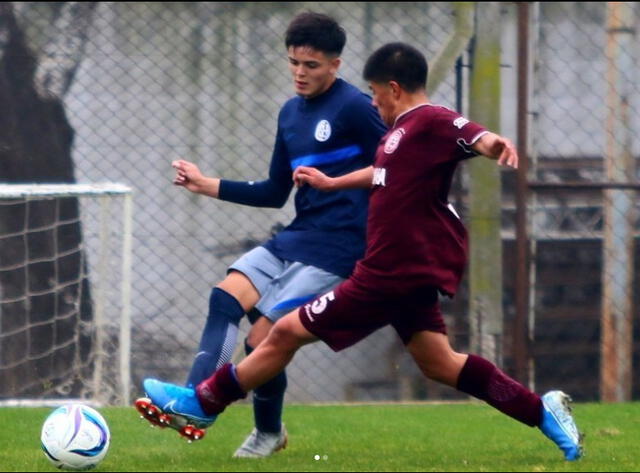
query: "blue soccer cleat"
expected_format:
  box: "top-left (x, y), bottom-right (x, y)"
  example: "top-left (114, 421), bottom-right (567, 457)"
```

top-left (143, 378), bottom-right (217, 427)
top-left (539, 390), bottom-right (584, 461)
top-left (134, 379), bottom-right (216, 442)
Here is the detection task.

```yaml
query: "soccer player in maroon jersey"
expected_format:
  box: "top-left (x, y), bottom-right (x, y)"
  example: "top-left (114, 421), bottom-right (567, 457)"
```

top-left (142, 42), bottom-right (583, 461)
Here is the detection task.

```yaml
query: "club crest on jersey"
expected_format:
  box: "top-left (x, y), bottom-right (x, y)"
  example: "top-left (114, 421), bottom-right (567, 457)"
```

top-left (384, 128), bottom-right (405, 154)
top-left (314, 120), bottom-right (332, 142)
top-left (453, 117), bottom-right (469, 129)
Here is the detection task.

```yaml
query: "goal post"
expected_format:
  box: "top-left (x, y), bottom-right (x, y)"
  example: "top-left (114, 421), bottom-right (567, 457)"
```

top-left (0, 183), bottom-right (133, 406)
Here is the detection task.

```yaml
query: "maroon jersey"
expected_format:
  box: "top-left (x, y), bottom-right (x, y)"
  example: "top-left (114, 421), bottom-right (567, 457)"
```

top-left (352, 104), bottom-right (487, 296)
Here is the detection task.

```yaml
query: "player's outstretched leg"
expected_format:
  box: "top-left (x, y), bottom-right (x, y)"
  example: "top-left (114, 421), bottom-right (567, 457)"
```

top-left (233, 424), bottom-right (288, 458)
top-left (539, 390), bottom-right (584, 461)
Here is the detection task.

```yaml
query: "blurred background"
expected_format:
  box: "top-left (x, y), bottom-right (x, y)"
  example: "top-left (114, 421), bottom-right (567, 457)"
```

top-left (0, 2), bottom-right (638, 406)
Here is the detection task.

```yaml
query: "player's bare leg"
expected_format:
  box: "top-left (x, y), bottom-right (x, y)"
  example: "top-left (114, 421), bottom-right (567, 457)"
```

top-left (236, 312), bottom-right (316, 391)
top-left (406, 330), bottom-right (467, 386)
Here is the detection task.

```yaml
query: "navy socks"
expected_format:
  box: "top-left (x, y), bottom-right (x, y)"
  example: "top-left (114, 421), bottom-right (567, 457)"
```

top-left (245, 339), bottom-right (287, 433)
top-left (186, 287), bottom-right (244, 387)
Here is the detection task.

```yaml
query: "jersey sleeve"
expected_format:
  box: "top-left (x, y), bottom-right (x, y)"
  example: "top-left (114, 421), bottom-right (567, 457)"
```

top-left (432, 107), bottom-right (488, 162)
top-left (347, 93), bottom-right (387, 165)
top-left (218, 126), bottom-right (294, 208)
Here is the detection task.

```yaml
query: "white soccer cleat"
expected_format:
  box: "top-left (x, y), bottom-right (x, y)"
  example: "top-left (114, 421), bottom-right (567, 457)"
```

top-left (539, 390), bottom-right (584, 461)
top-left (233, 425), bottom-right (288, 458)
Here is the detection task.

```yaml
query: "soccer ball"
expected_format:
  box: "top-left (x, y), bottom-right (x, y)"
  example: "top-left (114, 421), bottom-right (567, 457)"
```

top-left (40, 404), bottom-right (111, 470)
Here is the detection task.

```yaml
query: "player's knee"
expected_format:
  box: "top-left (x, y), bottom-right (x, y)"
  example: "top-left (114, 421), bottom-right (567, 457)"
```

top-left (208, 287), bottom-right (244, 326)
top-left (420, 364), bottom-right (449, 383)
top-left (267, 317), bottom-right (303, 352)
top-left (416, 352), bottom-right (466, 386)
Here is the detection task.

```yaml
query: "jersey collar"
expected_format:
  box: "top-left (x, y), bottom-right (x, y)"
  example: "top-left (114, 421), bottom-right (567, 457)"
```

top-left (393, 102), bottom-right (431, 127)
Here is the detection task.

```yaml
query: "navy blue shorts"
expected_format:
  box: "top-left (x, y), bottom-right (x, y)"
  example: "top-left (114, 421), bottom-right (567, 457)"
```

top-left (298, 277), bottom-right (447, 352)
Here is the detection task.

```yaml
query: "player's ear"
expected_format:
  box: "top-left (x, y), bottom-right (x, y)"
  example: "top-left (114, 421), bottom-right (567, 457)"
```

top-left (329, 57), bottom-right (341, 74)
top-left (389, 81), bottom-right (402, 99)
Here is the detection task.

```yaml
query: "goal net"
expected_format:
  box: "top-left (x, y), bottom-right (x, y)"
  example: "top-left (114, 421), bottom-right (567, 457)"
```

top-left (0, 183), bottom-right (133, 406)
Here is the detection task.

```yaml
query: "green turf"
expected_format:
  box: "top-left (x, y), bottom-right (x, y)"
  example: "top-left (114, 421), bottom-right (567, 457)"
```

top-left (0, 401), bottom-right (638, 472)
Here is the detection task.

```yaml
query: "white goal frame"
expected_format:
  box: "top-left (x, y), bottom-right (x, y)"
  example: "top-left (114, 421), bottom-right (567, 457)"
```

top-left (0, 183), bottom-right (133, 405)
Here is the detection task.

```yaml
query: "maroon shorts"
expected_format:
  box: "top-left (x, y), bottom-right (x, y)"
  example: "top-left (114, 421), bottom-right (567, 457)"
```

top-left (298, 277), bottom-right (447, 352)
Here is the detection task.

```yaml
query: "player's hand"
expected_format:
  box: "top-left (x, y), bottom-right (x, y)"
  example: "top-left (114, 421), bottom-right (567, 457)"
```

top-left (172, 159), bottom-right (205, 192)
top-left (493, 136), bottom-right (518, 169)
top-left (475, 133), bottom-right (519, 169)
top-left (293, 166), bottom-right (334, 191)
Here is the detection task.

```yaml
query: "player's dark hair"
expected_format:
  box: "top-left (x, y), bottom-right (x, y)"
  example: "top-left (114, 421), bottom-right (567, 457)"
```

top-left (363, 42), bottom-right (428, 93)
top-left (285, 12), bottom-right (346, 57)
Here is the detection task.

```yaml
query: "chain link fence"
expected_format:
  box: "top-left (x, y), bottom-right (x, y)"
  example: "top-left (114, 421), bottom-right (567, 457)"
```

top-left (1, 2), bottom-right (638, 404)
top-left (524, 2), bottom-right (639, 401)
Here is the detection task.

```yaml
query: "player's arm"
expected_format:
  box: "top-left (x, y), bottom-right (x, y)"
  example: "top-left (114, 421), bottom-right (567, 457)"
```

top-left (472, 132), bottom-right (519, 169)
top-left (293, 165), bottom-right (374, 191)
top-left (172, 159), bottom-right (291, 208)
top-left (172, 159), bottom-right (221, 197)
top-left (219, 140), bottom-right (292, 207)
top-left (173, 128), bottom-right (293, 208)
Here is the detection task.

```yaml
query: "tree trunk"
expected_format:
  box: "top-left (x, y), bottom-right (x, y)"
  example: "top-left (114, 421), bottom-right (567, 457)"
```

top-left (0, 2), bottom-right (96, 398)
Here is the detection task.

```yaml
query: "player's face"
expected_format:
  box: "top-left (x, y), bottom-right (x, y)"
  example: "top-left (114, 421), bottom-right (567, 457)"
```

top-left (368, 81), bottom-right (398, 127)
top-left (287, 46), bottom-right (340, 99)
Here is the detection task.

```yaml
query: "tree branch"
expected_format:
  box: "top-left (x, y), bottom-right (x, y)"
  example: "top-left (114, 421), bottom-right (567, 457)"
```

top-left (34, 1), bottom-right (97, 98)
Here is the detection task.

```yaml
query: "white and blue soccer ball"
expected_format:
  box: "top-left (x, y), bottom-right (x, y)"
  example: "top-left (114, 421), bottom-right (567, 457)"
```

top-left (40, 404), bottom-right (111, 470)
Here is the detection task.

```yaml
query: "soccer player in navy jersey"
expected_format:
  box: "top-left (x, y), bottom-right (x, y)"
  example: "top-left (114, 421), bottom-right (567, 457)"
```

top-left (143, 42), bottom-right (583, 461)
top-left (144, 12), bottom-right (386, 457)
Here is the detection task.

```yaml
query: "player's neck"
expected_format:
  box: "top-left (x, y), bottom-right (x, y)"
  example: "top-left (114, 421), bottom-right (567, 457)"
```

top-left (393, 93), bottom-right (430, 125)
top-left (403, 91), bottom-right (429, 109)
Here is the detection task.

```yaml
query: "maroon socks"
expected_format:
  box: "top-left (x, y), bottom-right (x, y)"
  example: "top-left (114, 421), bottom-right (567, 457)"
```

top-left (456, 354), bottom-right (542, 427)
top-left (197, 357), bottom-right (542, 426)
top-left (195, 363), bottom-right (246, 415)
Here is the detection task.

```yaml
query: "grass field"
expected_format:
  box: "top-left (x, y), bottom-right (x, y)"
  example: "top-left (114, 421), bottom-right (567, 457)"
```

top-left (1, 401), bottom-right (638, 472)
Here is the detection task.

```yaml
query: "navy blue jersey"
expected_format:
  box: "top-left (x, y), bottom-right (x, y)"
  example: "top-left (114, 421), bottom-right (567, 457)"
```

top-left (219, 78), bottom-right (387, 277)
